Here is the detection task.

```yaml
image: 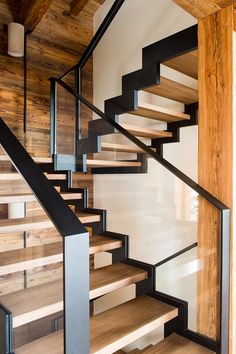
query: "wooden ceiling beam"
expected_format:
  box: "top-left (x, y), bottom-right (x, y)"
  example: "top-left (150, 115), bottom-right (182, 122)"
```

top-left (18, 0), bottom-right (54, 31)
top-left (70, 0), bottom-right (89, 16)
top-left (172, 0), bottom-right (235, 19)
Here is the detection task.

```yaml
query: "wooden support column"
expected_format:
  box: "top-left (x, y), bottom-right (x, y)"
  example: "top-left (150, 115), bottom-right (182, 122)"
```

top-left (198, 4), bottom-right (235, 352)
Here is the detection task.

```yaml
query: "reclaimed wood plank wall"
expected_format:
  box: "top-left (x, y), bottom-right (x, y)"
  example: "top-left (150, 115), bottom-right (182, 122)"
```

top-left (0, 0), bottom-right (100, 346)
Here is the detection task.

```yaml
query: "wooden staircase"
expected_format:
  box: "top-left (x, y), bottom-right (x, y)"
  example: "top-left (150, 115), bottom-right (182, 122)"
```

top-left (0, 148), bottom-right (215, 353)
top-left (0, 154), bottom-right (180, 353)
top-left (0, 26), bottom-right (217, 354)
top-left (75, 28), bottom-right (198, 174)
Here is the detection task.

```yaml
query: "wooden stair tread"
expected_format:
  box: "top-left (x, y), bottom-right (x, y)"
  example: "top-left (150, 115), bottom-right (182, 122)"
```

top-left (90, 262), bottom-right (148, 300)
top-left (75, 212), bottom-right (100, 223)
top-left (121, 124), bottom-right (172, 139)
top-left (91, 295), bottom-right (177, 353)
top-left (0, 173), bottom-right (66, 181)
top-left (144, 76), bottom-right (198, 104)
top-left (163, 50), bottom-right (198, 80)
top-left (101, 142), bottom-right (142, 153)
top-left (87, 159), bottom-right (142, 168)
top-left (141, 333), bottom-right (214, 353)
top-left (15, 296), bottom-right (178, 354)
top-left (0, 155), bottom-right (52, 163)
top-left (90, 235), bottom-right (122, 254)
top-left (131, 102), bottom-right (190, 123)
top-left (15, 332), bottom-right (64, 354)
top-left (0, 192), bottom-right (82, 204)
top-left (0, 235), bottom-right (122, 275)
top-left (0, 213), bottom-right (100, 234)
top-left (1, 263), bottom-right (148, 328)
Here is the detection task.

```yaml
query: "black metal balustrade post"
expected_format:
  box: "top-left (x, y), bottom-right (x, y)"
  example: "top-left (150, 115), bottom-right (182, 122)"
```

top-left (50, 78), bottom-right (57, 157)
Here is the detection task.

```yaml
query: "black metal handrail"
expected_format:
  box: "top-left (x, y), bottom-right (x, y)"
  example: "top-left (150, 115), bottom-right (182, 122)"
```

top-left (59, 0), bottom-right (125, 80)
top-left (55, 78), bottom-right (228, 211)
top-left (154, 242), bottom-right (198, 268)
top-left (52, 77), bottom-right (230, 354)
top-left (0, 117), bottom-right (89, 354)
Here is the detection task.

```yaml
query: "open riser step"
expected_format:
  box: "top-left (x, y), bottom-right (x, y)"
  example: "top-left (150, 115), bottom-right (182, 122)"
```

top-left (72, 25), bottom-right (198, 174)
top-left (1, 263), bottom-right (148, 328)
top-left (14, 296), bottom-right (178, 353)
top-left (0, 21), bottom-right (220, 354)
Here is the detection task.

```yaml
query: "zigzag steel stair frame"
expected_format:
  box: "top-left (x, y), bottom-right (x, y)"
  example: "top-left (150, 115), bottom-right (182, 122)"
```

top-left (76, 25), bottom-right (198, 173)
top-left (0, 8), bottom-right (228, 352)
top-left (37, 159), bottom-right (218, 353)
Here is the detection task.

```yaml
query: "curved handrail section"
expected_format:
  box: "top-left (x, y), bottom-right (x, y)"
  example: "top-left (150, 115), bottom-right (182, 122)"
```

top-left (0, 117), bottom-right (87, 237)
top-left (55, 78), bottom-right (229, 212)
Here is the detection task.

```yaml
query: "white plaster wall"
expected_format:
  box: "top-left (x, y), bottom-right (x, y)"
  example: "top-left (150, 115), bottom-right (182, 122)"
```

top-left (93, 0), bottom-right (198, 349)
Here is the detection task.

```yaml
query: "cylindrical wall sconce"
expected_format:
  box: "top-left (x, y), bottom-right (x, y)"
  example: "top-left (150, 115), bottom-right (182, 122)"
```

top-left (8, 22), bottom-right (25, 57)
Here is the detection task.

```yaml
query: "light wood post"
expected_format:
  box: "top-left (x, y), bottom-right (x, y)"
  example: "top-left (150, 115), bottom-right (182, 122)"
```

top-left (198, 5), bottom-right (235, 352)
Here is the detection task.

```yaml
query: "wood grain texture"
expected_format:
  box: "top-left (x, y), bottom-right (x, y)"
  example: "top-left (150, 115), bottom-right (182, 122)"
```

top-left (141, 333), bottom-right (214, 353)
top-left (101, 142), bottom-right (142, 153)
top-left (0, 212), bottom-right (100, 233)
top-left (121, 124), bottom-right (173, 139)
top-left (0, 192), bottom-right (82, 204)
top-left (131, 102), bottom-right (190, 123)
top-left (0, 1), bottom-right (96, 344)
top-left (172, 0), bottom-right (235, 19)
top-left (144, 77), bottom-right (198, 104)
top-left (0, 156), bottom-right (52, 163)
top-left (198, 6), bottom-right (233, 342)
top-left (14, 296), bottom-right (178, 354)
top-left (235, 4), bottom-right (236, 30)
top-left (163, 50), bottom-right (198, 79)
top-left (1, 263), bottom-right (147, 327)
top-left (0, 173), bottom-right (66, 181)
top-left (70, 0), bottom-right (89, 16)
top-left (87, 159), bottom-right (142, 168)
top-left (0, 242), bottom-right (63, 276)
top-left (0, 235), bottom-right (121, 275)
top-left (0, 0), bottom-right (97, 157)
top-left (19, 0), bottom-right (54, 31)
